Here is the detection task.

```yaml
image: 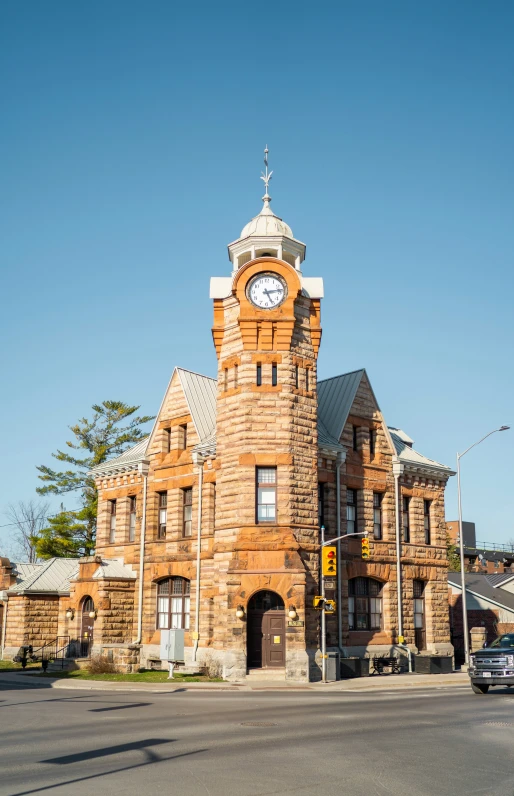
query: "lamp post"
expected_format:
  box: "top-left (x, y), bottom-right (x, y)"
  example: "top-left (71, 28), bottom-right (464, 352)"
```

top-left (457, 425), bottom-right (510, 665)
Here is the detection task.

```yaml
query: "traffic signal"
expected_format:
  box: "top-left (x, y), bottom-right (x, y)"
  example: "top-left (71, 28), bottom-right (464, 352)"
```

top-left (313, 596), bottom-right (325, 610)
top-left (361, 537), bottom-right (370, 559)
top-left (322, 546), bottom-right (337, 577)
top-left (324, 599), bottom-right (336, 614)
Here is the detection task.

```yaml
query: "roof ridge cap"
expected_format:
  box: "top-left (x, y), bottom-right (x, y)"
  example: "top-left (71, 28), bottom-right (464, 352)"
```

top-left (317, 368), bottom-right (365, 385)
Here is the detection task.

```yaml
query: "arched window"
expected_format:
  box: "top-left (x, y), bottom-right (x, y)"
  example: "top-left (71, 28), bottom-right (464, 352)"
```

top-left (156, 577), bottom-right (190, 630)
top-left (348, 577), bottom-right (383, 631)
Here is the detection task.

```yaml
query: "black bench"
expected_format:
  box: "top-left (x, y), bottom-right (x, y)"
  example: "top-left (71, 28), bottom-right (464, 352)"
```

top-left (371, 656), bottom-right (401, 675)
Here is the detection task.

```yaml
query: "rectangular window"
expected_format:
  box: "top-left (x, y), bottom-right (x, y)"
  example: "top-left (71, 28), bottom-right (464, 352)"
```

top-left (295, 364), bottom-right (299, 389)
top-left (158, 492), bottom-right (167, 539)
top-left (346, 488), bottom-right (357, 534)
top-left (272, 363), bottom-right (278, 387)
top-left (424, 500), bottom-right (431, 545)
top-left (348, 578), bottom-right (383, 631)
top-left (256, 363), bottom-right (262, 387)
top-left (369, 428), bottom-right (376, 456)
top-left (164, 427), bottom-right (171, 454)
top-left (256, 467), bottom-right (277, 523)
top-left (178, 424), bottom-right (187, 450)
top-left (224, 368), bottom-right (228, 391)
top-left (234, 364), bottom-right (238, 389)
top-left (129, 496), bottom-right (136, 542)
top-left (305, 368), bottom-right (309, 391)
top-left (352, 425), bottom-right (358, 452)
top-left (109, 500), bottom-right (116, 543)
top-left (182, 488), bottom-right (193, 537)
top-left (373, 492), bottom-right (383, 540)
top-left (402, 496), bottom-right (410, 543)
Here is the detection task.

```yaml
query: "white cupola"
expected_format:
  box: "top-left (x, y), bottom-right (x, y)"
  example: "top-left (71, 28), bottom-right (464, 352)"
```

top-left (227, 148), bottom-right (306, 273)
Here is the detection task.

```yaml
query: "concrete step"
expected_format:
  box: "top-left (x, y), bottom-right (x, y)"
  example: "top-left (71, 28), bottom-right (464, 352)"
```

top-left (45, 658), bottom-right (89, 672)
top-left (246, 668), bottom-right (286, 681)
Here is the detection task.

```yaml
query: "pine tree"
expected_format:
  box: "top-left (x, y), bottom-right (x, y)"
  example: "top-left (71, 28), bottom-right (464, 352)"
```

top-left (36, 401), bottom-right (153, 558)
top-left (447, 533), bottom-right (461, 572)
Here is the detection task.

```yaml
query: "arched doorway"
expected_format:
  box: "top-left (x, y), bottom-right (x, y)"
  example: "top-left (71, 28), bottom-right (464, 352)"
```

top-left (247, 590), bottom-right (285, 669)
top-left (80, 596), bottom-right (95, 657)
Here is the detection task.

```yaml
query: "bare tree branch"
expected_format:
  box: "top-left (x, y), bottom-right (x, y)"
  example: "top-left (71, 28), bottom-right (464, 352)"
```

top-left (5, 500), bottom-right (50, 563)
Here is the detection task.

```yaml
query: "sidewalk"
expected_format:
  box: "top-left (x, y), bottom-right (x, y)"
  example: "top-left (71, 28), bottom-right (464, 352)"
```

top-left (0, 669), bottom-right (470, 694)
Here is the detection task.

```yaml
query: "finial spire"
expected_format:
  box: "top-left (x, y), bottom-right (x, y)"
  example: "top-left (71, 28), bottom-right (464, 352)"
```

top-left (260, 145), bottom-right (273, 209)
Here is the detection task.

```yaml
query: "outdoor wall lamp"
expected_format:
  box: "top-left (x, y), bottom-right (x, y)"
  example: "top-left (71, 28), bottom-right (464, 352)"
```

top-left (65, 608), bottom-right (75, 620)
top-left (88, 610), bottom-right (97, 619)
top-left (235, 605), bottom-right (245, 620)
top-left (288, 606), bottom-right (298, 620)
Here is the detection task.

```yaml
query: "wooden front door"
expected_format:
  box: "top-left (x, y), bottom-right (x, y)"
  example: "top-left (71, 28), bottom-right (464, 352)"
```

top-left (247, 590), bottom-right (285, 669)
top-left (413, 580), bottom-right (426, 651)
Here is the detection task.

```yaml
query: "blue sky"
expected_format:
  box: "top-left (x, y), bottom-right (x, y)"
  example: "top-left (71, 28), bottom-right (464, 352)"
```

top-left (1, 1), bottom-right (512, 552)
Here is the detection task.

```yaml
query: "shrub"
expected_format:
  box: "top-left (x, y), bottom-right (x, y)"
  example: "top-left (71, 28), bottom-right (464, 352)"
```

top-left (201, 652), bottom-right (223, 679)
top-left (87, 654), bottom-right (119, 674)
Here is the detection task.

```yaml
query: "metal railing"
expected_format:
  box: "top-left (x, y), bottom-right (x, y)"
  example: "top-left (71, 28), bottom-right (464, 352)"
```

top-left (467, 541), bottom-right (514, 555)
top-left (30, 636), bottom-right (71, 669)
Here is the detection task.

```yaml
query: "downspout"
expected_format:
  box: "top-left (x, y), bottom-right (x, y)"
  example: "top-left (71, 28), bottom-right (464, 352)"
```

top-left (0, 593), bottom-right (8, 660)
top-left (136, 461), bottom-right (149, 644)
top-left (191, 451), bottom-right (204, 663)
top-left (393, 457), bottom-right (411, 671)
top-left (335, 450), bottom-right (346, 654)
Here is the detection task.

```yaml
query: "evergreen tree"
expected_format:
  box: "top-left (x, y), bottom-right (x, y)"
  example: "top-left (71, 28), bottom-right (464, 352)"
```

top-left (447, 533), bottom-right (461, 572)
top-left (36, 401), bottom-right (153, 558)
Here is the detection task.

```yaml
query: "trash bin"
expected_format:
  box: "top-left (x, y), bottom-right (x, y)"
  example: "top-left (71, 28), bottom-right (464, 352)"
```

top-left (326, 652), bottom-right (340, 681)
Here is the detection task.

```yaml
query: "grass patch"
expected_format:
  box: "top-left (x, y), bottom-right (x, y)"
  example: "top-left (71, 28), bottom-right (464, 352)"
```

top-left (33, 669), bottom-right (223, 683)
top-left (0, 659), bottom-right (40, 672)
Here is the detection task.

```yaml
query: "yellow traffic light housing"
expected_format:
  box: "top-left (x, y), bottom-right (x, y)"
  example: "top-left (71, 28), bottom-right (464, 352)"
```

top-left (322, 546), bottom-right (337, 577)
top-left (325, 599), bottom-right (336, 614)
top-left (361, 537), bottom-right (370, 559)
top-left (313, 596), bottom-right (325, 610)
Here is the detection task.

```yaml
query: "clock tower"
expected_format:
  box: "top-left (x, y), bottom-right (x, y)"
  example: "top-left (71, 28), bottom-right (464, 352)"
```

top-left (209, 151), bottom-right (324, 681)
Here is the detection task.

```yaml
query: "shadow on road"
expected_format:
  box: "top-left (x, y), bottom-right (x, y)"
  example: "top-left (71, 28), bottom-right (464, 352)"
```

top-left (89, 701), bottom-right (152, 713)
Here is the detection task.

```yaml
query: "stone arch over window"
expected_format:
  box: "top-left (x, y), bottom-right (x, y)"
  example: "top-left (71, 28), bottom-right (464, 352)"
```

top-left (155, 577), bottom-right (190, 630)
top-left (348, 577), bottom-right (383, 631)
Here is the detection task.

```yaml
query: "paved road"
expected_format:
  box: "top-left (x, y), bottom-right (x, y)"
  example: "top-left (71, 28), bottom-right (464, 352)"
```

top-left (0, 675), bottom-right (513, 796)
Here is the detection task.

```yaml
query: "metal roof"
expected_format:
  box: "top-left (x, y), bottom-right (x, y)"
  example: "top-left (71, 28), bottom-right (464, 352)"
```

top-left (448, 572), bottom-right (514, 614)
top-left (10, 558), bottom-right (79, 594)
top-left (389, 429), bottom-right (454, 475)
top-left (91, 437), bottom-right (149, 476)
top-left (12, 562), bottom-right (43, 584)
top-left (92, 559), bottom-right (136, 580)
top-left (317, 370), bottom-right (365, 443)
top-left (317, 417), bottom-right (344, 451)
top-left (177, 368), bottom-right (217, 441)
top-left (485, 573), bottom-right (514, 588)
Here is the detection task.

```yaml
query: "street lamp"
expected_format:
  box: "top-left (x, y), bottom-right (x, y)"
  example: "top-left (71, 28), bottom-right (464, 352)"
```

top-left (457, 425), bottom-right (510, 665)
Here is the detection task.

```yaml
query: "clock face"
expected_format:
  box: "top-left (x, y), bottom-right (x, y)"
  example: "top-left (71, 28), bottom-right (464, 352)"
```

top-left (247, 273), bottom-right (287, 309)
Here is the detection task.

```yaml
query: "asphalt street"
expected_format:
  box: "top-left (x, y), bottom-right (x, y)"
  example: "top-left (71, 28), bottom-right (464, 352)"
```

top-left (0, 675), bottom-right (513, 796)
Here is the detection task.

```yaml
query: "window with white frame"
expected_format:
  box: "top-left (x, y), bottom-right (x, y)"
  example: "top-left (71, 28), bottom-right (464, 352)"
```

top-left (348, 577), bottom-right (383, 631)
top-left (373, 492), bottom-right (383, 540)
top-left (346, 488), bottom-right (357, 534)
top-left (156, 577), bottom-right (190, 629)
top-left (129, 496), bottom-right (136, 542)
top-left (158, 492), bottom-right (167, 539)
top-left (256, 467), bottom-right (277, 522)
top-left (109, 500), bottom-right (116, 543)
top-left (402, 496), bottom-right (410, 543)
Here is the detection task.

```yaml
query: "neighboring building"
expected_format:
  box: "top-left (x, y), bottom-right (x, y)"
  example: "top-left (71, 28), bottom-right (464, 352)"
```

top-left (448, 571), bottom-right (514, 661)
top-left (1, 162), bottom-right (455, 679)
top-left (446, 521), bottom-right (514, 573)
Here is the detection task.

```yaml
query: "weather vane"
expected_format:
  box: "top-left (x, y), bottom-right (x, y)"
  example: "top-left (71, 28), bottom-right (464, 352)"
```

top-left (260, 145), bottom-right (273, 200)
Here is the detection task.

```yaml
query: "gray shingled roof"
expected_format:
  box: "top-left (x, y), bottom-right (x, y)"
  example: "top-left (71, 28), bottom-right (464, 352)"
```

top-left (317, 370), bottom-right (365, 443)
top-left (389, 429), bottom-right (454, 475)
top-left (485, 573), bottom-right (514, 588)
top-left (177, 368), bottom-right (217, 441)
top-left (10, 558), bottom-right (79, 594)
top-left (448, 572), bottom-right (514, 613)
top-left (12, 562), bottom-right (43, 584)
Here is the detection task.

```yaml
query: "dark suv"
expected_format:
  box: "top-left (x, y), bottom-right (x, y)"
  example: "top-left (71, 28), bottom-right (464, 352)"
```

top-left (468, 633), bottom-right (514, 694)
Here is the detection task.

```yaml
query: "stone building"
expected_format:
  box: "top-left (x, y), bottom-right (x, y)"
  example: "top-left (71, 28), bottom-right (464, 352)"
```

top-left (0, 163), bottom-right (455, 679)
